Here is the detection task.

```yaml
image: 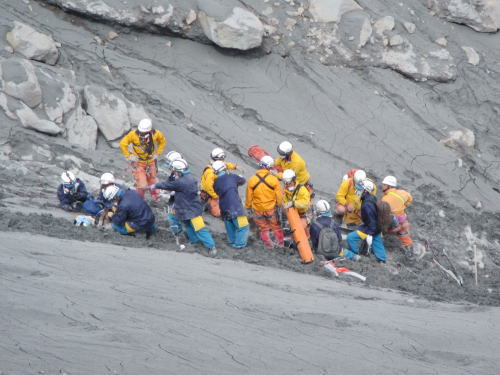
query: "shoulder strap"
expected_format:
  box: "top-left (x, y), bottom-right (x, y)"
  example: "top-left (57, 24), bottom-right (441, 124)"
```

top-left (388, 191), bottom-right (405, 204)
top-left (251, 173), bottom-right (272, 190)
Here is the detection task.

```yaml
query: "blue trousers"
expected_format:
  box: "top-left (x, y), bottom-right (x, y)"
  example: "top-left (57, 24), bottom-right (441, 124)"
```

top-left (224, 218), bottom-right (249, 248)
top-left (167, 212), bottom-right (182, 234)
top-left (345, 231), bottom-right (386, 262)
top-left (183, 220), bottom-right (215, 249)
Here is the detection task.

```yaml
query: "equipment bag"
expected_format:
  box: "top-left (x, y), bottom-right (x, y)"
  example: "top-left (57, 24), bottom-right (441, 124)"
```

top-left (314, 220), bottom-right (342, 260)
top-left (376, 199), bottom-right (393, 232)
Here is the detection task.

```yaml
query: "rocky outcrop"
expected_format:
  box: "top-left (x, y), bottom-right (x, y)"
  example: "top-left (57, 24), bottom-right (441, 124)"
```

top-left (6, 22), bottom-right (60, 65)
top-left (66, 106), bottom-right (98, 150)
top-left (427, 0), bottom-right (500, 32)
top-left (0, 58), bottom-right (42, 108)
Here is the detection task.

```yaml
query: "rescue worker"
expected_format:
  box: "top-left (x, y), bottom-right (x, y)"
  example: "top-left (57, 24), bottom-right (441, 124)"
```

top-left (151, 159), bottom-right (217, 256)
top-left (245, 155), bottom-right (284, 249)
top-left (119, 118), bottom-right (166, 201)
top-left (163, 151), bottom-right (184, 235)
top-left (310, 200), bottom-right (342, 259)
top-left (103, 184), bottom-right (156, 237)
top-left (381, 175), bottom-right (414, 259)
top-left (57, 171), bottom-right (90, 212)
top-left (343, 180), bottom-right (387, 263)
top-left (274, 141), bottom-right (313, 195)
top-left (335, 169), bottom-right (377, 226)
top-left (213, 161), bottom-right (249, 248)
top-left (282, 169), bottom-right (311, 237)
top-left (200, 147), bottom-right (239, 217)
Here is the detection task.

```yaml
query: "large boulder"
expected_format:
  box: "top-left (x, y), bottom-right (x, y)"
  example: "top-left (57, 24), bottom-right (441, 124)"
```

top-left (309, 0), bottom-right (362, 23)
top-left (16, 102), bottom-right (62, 135)
top-left (0, 58), bottom-right (42, 108)
top-left (198, 7), bottom-right (264, 50)
top-left (427, 0), bottom-right (500, 32)
top-left (66, 106), bottom-right (98, 150)
top-left (6, 22), bottom-right (60, 65)
top-left (37, 69), bottom-right (77, 123)
top-left (83, 85), bottom-right (130, 141)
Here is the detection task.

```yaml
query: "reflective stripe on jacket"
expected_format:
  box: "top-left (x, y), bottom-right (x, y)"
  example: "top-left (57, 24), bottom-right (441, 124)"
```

top-left (245, 169), bottom-right (282, 211)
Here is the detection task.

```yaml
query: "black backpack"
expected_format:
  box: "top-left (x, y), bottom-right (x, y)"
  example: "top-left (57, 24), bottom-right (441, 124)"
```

top-left (314, 220), bottom-right (341, 260)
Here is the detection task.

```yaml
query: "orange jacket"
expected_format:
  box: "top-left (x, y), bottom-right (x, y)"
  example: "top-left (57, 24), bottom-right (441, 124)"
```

top-left (274, 151), bottom-right (310, 185)
top-left (119, 129), bottom-right (166, 162)
top-left (245, 169), bottom-right (282, 212)
top-left (283, 183), bottom-right (310, 214)
top-left (200, 162), bottom-right (237, 198)
top-left (382, 188), bottom-right (413, 216)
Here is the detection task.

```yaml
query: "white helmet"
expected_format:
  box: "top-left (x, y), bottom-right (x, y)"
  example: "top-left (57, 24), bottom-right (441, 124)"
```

top-left (353, 169), bottom-right (367, 185)
top-left (100, 172), bottom-right (115, 185)
top-left (282, 169), bottom-right (296, 183)
top-left (166, 151), bottom-right (182, 163)
top-left (382, 175), bottom-right (397, 187)
top-left (277, 141), bottom-right (293, 156)
top-left (210, 147), bottom-right (226, 161)
top-left (61, 171), bottom-right (76, 184)
top-left (138, 118), bottom-right (152, 133)
top-left (315, 199), bottom-right (331, 214)
top-left (259, 155), bottom-right (274, 169)
top-left (103, 184), bottom-right (121, 201)
top-left (212, 160), bottom-right (227, 174)
top-left (361, 179), bottom-right (375, 193)
top-left (171, 159), bottom-right (188, 172)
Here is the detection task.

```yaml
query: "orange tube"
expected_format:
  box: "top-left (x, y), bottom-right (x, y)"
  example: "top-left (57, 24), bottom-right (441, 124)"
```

top-left (285, 207), bottom-right (314, 263)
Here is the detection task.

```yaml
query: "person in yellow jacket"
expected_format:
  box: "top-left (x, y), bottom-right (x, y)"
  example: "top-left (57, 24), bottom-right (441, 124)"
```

top-left (119, 118), bottom-right (166, 201)
top-left (282, 169), bottom-right (311, 237)
top-left (335, 169), bottom-right (377, 225)
top-left (274, 141), bottom-right (313, 194)
top-left (380, 175), bottom-right (414, 258)
top-left (245, 156), bottom-right (284, 249)
top-left (200, 147), bottom-right (239, 217)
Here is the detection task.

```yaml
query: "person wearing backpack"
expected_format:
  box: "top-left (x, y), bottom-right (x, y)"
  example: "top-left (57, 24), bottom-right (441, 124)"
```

top-left (245, 156), bottom-right (284, 249)
top-left (343, 180), bottom-right (387, 263)
top-left (381, 175), bottom-right (414, 259)
top-left (310, 200), bottom-right (342, 260)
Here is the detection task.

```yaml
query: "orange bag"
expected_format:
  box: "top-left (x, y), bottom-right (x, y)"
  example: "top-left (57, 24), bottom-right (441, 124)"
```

top-left (285, 207), bottom-right (314, 263)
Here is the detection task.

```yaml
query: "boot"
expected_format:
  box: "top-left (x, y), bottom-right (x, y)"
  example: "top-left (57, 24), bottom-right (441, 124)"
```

top-left (260, 231), bottom-right (274, 249)
top-left (273, 230), bottom-right (285, 248)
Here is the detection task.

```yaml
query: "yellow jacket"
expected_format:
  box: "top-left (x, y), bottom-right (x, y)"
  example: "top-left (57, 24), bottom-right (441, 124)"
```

top-left (119, 129), bottom-right (166, 161)
top-left (274, 151), bottom-right (310, 185)
top-left (200, 162), bottom-right (237, 199)
top-left (245, 169), bottom-right (282, 212)
top-left (382, 188), bottom-right (413, 216)
top-left (283, 183), bottom-right (310, 214)
top-left (335, 178), bottom-right (377, 223)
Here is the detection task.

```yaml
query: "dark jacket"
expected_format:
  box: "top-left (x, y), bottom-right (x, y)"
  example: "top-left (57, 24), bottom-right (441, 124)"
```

top-left (111, 189), bottom-right (155, 231)
top-left (155, 170), bottom-right (202, 221)
top-left (98, 183), bottom-right (125, 209)
top-left (358, 192), bottom-right (380, 236)
top-left (310, 215), bottom-right (342, 252)
top-left (214, 173), bottom-right (246, 220)
top-left (57, 178), bottom-right (89, 208)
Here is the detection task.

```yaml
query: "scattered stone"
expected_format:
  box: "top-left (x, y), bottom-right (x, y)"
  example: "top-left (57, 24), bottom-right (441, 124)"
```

top-left (6, 21), bottom-right (60, 65)
top-left (66, 106), bottom-right (98, 150)
top-left (16, 102), bottom-right (62, 135)
top-left (434, 37), bottom-right (447, 46)
top-left (107, 31), bottom-right (118, 40)
top-left (389, 34), bottom-right (404, 46)
top-left (0, 58), bottom-right (42, 108)
top-left (374, 16), bottom-right (395, 34)
top-left (403, 21), bottom-right (416, 34)
top-left (440, 129), bottom-right (475, 148)
top-left (198, 7), bottom-right (264, 50)
top-left (185, 9), bottom-right (197, 25)
top-left (309, 0), bottom-right (362, 23)
top-left (461, 46), bottom-right (480, 65)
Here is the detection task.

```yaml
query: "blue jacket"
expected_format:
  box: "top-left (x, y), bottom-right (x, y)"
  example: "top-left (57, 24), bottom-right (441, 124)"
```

top-left (310, 215), bottom-right (342, 252)
top-left (111, 189), bottom-right (155, 231)
top-left (358, 192), bottom-right (380, 236)
top-left (57, 178), bottom-right (89, 207)
top-left (98, 183), bottom-right (125, 209)
top-left (155, 170), bottom-right (202, 221)
top-left (214, 173), bottom-right (246, 220)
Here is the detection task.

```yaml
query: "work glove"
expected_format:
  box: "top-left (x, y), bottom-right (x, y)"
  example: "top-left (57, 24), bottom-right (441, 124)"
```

top-left (366, 235), bottom-right (373, 247)
top-left (128, 155), bottom-right (139, 162)
top-left (283, 201), bottom-right (293, 209)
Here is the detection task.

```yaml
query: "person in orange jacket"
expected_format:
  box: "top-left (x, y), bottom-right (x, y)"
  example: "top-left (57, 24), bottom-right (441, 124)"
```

top-left (245, 155), bottom-right (284, 249)
top-left (119, 118), bottom-right (166, 201)
top-left (380, 175), bottom-right (414, 259)
top-left (200, 147), bottom-right (239, 217)
top-left (282, 169), bottom-right (311, 238)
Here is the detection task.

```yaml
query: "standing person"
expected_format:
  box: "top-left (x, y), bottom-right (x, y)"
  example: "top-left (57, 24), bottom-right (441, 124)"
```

top-left (151, 159), bottom-right (217, 256)
top-left (200, 147), bottom-right (239, 218)
top-left (213, 161), bottom-right (249, 249)
top-left (282, 169), bottom-right (311, 237)
top-left (381, 175), bottom-right (414, 259)
top-left (57, 171), bottom-right (90, 212)
top-left (245, 156), bottom-right (284, 249)
top-left (343, 180), bottom-right (387, 263)
top-left (310, 200), bottom-right (342, 260)
top-left (274, 141), bottom-right (313, 195)
top-left (119, 118), bottom-right (166, 201)
top-left (103, 184), bottom-right (156, 237)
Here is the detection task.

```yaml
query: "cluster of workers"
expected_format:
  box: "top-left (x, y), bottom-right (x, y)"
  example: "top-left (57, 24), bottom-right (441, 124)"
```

top-left (57, 118), bottom-right (415, 261)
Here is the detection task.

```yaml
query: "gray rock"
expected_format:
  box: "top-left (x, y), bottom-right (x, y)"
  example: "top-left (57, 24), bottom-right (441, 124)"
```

top-left (309, 0), bottom-right (362, 23)
top-left (0, 58), bottom-right (42, 108)
top-left (66, 106), bottom-right (98, 150)
top-left (6, 21), bottom-right (60, 65)
top-left (36, 69), bottom-right (77, 123)
top-left (338, 10), bottom-right (372, 50)
top-left (16, 102), bottom-right (62, 135)
top-left (428, 0), bottom-right (500, 32)
top-left (83, 85), bottom-right (130, 141)
top-left (198, 7), bottom-right (264, 50)
top-left (461, 46), bottom-right (480, 65)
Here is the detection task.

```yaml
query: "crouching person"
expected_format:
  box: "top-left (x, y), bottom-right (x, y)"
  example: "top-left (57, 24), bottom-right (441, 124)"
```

top-left (213, 160), bottom-right (249, 248)
top-left (103, 184), bottom-right (156, 237)
top-left (152, 159), bottom-right (217, 257)
top-left (343, 180), bottom-right (387, 263)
